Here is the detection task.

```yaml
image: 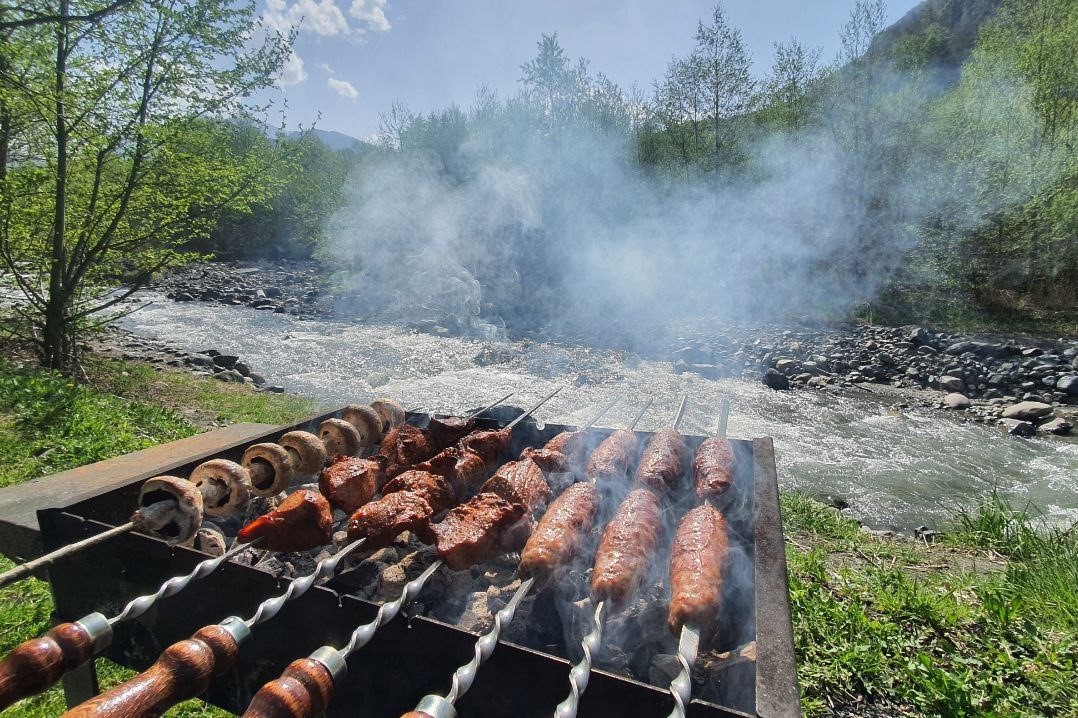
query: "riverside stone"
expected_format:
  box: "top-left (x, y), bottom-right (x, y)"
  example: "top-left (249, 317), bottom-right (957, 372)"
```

top-left (1001, 401), bottom-right (1054, 421)
top-left (1057, 375), bottom-right (1078, 396)
top-left (939, 375), bottom-right (965, 392)
top-left (943, 393), bottom-right (971, 410)
top-left (1000, 418), bottom-right (1037, 437)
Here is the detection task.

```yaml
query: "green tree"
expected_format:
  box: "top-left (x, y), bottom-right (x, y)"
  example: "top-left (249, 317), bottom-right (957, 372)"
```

top-left (693, 4), bottom-right (754, 165)
top-left (0, 0), bottom-right (291, 370)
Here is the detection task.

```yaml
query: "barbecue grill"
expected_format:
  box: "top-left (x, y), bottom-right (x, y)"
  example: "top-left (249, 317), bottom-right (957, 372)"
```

top-left (28, 407), bottom-right (799, 718)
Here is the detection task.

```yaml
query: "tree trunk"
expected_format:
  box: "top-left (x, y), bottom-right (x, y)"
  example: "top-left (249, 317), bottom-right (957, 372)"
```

top-left (44, 0), bottom-right (69, 371)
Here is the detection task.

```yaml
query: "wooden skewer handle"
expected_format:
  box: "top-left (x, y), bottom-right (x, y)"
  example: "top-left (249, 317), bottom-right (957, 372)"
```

top-left (62, 624), bottom-right (241, 718)
top-left (0, 622), bottom-right (97, 709)
top-left (241, 658), bottom-right (335, 718)
top-left (401, 713), bottom-right (435, 718)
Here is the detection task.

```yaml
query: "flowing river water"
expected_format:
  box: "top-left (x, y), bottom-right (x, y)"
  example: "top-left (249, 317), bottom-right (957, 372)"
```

top-left (119, 293), bottom-right (1078, 532)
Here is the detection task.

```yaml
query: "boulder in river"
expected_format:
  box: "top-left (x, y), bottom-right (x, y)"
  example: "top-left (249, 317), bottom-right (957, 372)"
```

top-left (939, 375), bottom-right (965, 392)
top-left (1001, 401), bottom-right (1054, 421)
top-left (1040, 417), bottom-right (1073, 435)
top-left (944, 341), bottom-right (1007, 359)
top-left (763, 368), bottom-right (791, 390)
top-left (943, 393), bottom-right (971, 410)
top-left (1057, 375), bottom-right (1078, 396)
top-left (1000, 418), bottom-right (1037, 437)
top-left (213, 354), bottom-right (239, 370)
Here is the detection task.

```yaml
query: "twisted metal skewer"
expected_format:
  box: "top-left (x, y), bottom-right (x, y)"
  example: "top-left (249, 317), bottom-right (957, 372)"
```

top-left (243, 538), bottom-right (365, 628)
top-left (553, 599), bottom-right (605, 718)
top-left (108, 538), bottom-right (256, 626)
top-left (444, 576), bottom-right (535, 705)
top-left (336, 559), bottom-right (442, 658)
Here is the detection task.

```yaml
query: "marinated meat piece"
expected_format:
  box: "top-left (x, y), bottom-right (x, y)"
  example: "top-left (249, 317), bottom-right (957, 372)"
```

top-left (634, 429), bottom-right (688, 494)
top-left (414, 447), bottom-right (488, 499)
top-left (543, 431), bottom-right (586, 463)
top-left (481, 459), bottom-right (551, 512)
top-left (426, 416), bottom-right (475, 451)
top-left (381, 469), bottom-right (456, 513)
top-left (414, 450), bottom-right (458, 482)
top-left (379, 424), bottom-right (434, 478)
top-left (519, 482), bottom-right (600, 580)
top-left (591, 488), bottom-right (663, 607)
top-left (586, 429), bottom-right (638, 484)
top-left (458, 427), bottom-right (512, 466)
top-left (520, 447), bottom-right (569, 473)
top-left (318, 455), bottom-right (385, 513)
top-left (346, 492), bottom-right (434, 550)
top-left (431, 492), bottom-right (528, 570)
top-left (668, 503), bottom-right (729, 634)
top-left (237, 490), bottom-right (332, 553)
top-left (693, 438), bottom-right (736, 500)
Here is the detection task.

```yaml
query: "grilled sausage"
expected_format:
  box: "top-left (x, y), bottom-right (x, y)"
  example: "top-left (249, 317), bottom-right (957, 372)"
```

top-left (693, 438), bottom-right (736, 500)
top-left (519, 482), bottom-right (600, 581)
top-left (591, 487), bottom-right (663, 606)
top-left (634, 429), bottom-right (688, 494)
top-left (585, 429), bottom-right (638, 484)
top-left (668, 503), bottom-right (728, 634)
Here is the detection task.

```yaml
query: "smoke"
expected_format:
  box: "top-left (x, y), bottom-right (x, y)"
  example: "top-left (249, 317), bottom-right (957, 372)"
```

top-left (323, 45), bottom-right (1063, 347)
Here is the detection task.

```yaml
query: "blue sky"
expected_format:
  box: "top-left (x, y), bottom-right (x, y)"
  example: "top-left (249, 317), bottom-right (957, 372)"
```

top-left (261, 0), bottom-right (921, 140)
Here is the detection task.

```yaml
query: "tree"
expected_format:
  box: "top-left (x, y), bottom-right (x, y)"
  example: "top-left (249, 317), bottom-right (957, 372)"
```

top-left (693, 4), bottom-right (754, 163)
top-left (0, 0), bottom-right (291, 370)
top-left (758, 39), bottom-right (826, 132)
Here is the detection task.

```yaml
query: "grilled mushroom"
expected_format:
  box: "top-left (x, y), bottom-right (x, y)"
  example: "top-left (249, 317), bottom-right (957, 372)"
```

top-left (371, 398), bottom-right (406, 433)
top-left (278, 430), bottom-right (328, 476)
top-left (340, 404), bottom-right (383, 448)
top-left (134, 475), bottom-right (204, 543)
top-left (319, 418), bottom-right (363, 459)
top-left (242, 442), bottom-right (294, 496)
top-left (189, 459), bottom-right (253, 516)
top-left (183, 524), bottom-right (227, 557)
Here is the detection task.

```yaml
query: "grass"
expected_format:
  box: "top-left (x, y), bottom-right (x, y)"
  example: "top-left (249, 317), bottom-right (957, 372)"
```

top-left (0, 356), bottom-right (320, 717)
top-left (782, 492), bottom-right (1078, 717)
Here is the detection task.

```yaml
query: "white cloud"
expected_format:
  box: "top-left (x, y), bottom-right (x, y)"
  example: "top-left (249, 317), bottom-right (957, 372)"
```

top-left (328, 77), bottom-right (359, 100)
top-left (264, 0), bottom-right (348, 36)
top-left (317, 62), bottom-right (336, 76)
top-left (278, 50), bottom-right (308, 86)
top-left (349, 0), bottom-right (390, 32)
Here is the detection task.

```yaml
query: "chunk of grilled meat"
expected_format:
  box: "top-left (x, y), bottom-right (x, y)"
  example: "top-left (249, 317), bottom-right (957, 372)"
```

top-left (543, 430), bottom-right (588, 466)
top-left (634, 429), bottom-right (688, 495)
top-left (381, 469), bottom-right (456, 513)
top-left (346, 492), bottom-right (434, 550)
top-left (318, 455), bottom-right (386, 513)
top-left (237, 490), bottom-right (332, 552)
top-left (591, 487), bottom-right (663, 607)
top-left (379, 423), bottom-right (435, 479)
top-left (426, 416), bottom-right (475, 451)
top-left (519, 482), bottom-right (600, 581)
top-left (481, 458), bottom-right (552, 512)
top-left (586, 429), bottom-right (638, 484)
top-left (430, 492), bottom-right (528, 570)
top-left (458, 427), bottom-right (512, 466)
top-left (668, 503), bottom-right (728, 634)
top-left (519, 446), bottom-right (569, 473)
top-left (693, 438), bottom-right (736, 501)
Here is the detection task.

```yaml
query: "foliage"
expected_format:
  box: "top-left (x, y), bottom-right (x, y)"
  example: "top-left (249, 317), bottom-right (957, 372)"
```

top-left (782, 493), bottom-right (1078, 717)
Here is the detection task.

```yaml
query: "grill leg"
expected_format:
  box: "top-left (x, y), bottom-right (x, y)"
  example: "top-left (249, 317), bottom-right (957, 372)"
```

top-left (61, 657), bottom-right (99, 707)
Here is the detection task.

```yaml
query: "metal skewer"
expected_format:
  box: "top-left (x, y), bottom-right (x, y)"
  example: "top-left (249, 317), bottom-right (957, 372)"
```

top-left (61, 538), bottom-right (367, 718)
top-left (464, 392), bottom-right (514, 419)
top-left (666, 396), bottom-right (730, 718)
top-left (554, 395), bottom-right (678, 718)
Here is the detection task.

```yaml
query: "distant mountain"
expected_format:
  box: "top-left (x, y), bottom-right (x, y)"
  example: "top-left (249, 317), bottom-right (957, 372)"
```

top-left (286, 128), bottom-right (364, 151)
top-left (870, 0), bottom-right (1004, 69)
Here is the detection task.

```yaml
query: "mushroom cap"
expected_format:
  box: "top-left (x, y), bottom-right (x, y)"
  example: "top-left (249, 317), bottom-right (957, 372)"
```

top-left (189, 459), bottom-right (253, 516)
top-left (184, 524), bottom-right (227, 557)
top-left (136, 475), bottom-right (203, 544)
top-left (340, 404), bottom-right (383, 448)
top-left (278, 430), bottom-right (327, 476)
top-left (371, 398), bottom-right (406, 433)
top-left (319, 418), bottom-right (363, 459)
top-left (242, 442), bottom-right (294, 496)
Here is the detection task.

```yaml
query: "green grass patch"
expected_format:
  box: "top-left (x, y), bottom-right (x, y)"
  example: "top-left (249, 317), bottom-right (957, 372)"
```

top-left (783, 494), bottom-right (1078, 717)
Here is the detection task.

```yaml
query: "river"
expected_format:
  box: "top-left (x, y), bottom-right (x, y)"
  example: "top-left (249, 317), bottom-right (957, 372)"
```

top-left (119, 293), bottom-right (1078, 532)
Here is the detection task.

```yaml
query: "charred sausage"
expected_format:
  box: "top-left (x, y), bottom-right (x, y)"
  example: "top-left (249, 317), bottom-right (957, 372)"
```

top-left (668, 503), bottom-right (728, 634)
top-left (591, 487), bottom-right (663, 607)
top-left (519, 482), bottom-right (600, 581)
top-left (693, 438), bottom-right (736, 500)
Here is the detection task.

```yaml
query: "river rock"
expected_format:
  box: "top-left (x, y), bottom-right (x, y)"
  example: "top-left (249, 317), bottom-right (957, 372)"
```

top-left (212, 369), bottom-right (245, 383)
top-left (938, 375), bottom-right (965, 392)
top-left (775, 358), bottom-right (798, 372)
top-left (909, 326), bottom-right (931, 345)
top-left (1057, 375), bottom-right (1078, 396)
top-left (944, 341), bottom-right (1005, 359)
top-left (763, 368), bottom-right (790, 390)
top-left (1000, 418), bottom-right (1037, 437)
top-left (233, 361), bottom-right (251, 377)
top-left (943, 393), bottom-right (971, 410)
top-left (1001, 401), bottom-right (1053, 421)
top-left (1040, 417), bottom-right (1073, 435)
top-left (213, 354), bottom-right (239, 370)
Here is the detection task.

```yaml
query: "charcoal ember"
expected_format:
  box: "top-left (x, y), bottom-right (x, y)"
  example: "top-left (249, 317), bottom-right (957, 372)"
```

top-left (459, 590), bottom-right (494, 631)
top-left (368, 546), bottom-right (400, 565)
top-left (378, 563), bottom-right (408, 596)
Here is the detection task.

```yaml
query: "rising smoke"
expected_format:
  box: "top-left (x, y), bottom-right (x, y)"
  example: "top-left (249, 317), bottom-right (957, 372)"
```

top-left (324, 38), bottom-right (1062, 347)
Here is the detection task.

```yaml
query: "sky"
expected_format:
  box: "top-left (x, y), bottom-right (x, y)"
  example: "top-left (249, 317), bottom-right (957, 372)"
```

top-left (260, 0), bottom-right (923, 140)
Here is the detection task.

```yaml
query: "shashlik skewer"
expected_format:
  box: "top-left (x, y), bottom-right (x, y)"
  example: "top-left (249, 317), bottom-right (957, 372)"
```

top-left (405, 399), bottom-right (649, 718)
top-left (665, 397), bottom-right (733, 718)
top-left (60, 537), bottom-right (369, 718)
top-left (554, 396), bottom-right (685, 718)
top-left (237, 390), bottom-right (590, 718)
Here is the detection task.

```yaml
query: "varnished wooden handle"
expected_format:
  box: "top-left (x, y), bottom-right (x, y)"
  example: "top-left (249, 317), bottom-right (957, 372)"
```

top-left (0, 622), bottom-right (96, 709)
top-left (400, 713), bottom-right (435, 718)
top-left (62, 624), bottom-right (239, 718)
top-left (241, 658), bottom-right (335, 718)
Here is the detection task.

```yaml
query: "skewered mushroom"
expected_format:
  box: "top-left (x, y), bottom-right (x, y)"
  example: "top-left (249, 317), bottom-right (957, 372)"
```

top-left (183, 524), bottom-right (228, 557)
top-left (278, 430), bottom-right (328, 476)
top-left (242, 442), bottom-right (294, 496)
top-left (318, 418), bottom-right (363, 459)
top-left (340, 404), bottom-right (383, 448)
top-left (371, 397), bottom-right (406, 433)
top-left (135, 476), bottom-right (204, 544)
top-left (188, 459), bottom-right (252, 516)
